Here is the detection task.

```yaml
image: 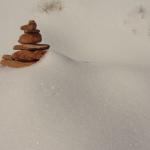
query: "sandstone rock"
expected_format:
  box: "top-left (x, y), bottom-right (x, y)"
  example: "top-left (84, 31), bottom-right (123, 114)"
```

top-left (0, 20), bottom-right (50, 68)
top-left (18, 33), bottom-right (42, 44)
top-left (12, 50), bottom-right (47, 62)
top-left (13, 44), bottom-right (50, 51)
top-left (0, 59), bottom-right (36, 68)
top-left (2, 55), bottom-right (13, 61)
top-left (24, 29), bottom-right (40, 33)
top-left (21, 20), bottom-right (37, 32)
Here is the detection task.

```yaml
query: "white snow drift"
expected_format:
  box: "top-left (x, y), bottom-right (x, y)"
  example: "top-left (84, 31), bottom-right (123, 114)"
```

top-left (0, 51), bottom-right (150, 150)
top-left (0, 0), bottom-right (150, 150)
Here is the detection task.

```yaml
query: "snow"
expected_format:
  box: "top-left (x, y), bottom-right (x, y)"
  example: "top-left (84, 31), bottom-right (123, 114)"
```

top-left (0, 0), bottom-right (150, 150)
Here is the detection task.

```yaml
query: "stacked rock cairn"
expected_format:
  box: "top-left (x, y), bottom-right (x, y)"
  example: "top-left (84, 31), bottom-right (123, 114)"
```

top-left (0, 20), bottom-right (50, 68)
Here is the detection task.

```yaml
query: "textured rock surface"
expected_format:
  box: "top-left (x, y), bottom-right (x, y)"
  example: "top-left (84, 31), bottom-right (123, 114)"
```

top-left (13, 44), bottom-right (50, 51)
top-left (21, 20), bottom-right (37, 32)
top-left (0, 20), bottom-right (49, 68)
top-left (18, 33), bottom-right (42, 44)
top-left (1, 59), bottom-right (36, 68)
top-left (12, 50), bottom-right (46, 62)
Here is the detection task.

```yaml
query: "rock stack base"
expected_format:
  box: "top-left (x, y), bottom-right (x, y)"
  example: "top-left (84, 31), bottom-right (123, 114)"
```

top-left (0, 20), bottom-right (50, 68)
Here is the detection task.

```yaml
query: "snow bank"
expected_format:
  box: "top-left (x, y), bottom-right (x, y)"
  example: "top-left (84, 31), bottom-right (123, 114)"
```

top-left (0, 51), bottom-right (150, 150)
top-left (1, 0), bottom-right (150, 65)
top-left (1, 0), bottom-right (150, 149)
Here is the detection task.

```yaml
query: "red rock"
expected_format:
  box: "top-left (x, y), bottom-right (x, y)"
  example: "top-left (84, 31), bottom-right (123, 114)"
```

top-left (24, 29), bottom-right (40, 33)
top-left (18, 33), bottom-right (42, 44)
top-left (2, 55), bottom-right (13, 61)
top-left (12, 50), bottom-right (47, 62)
top-left (13, 44), bottom-right (50, 51)
top-left (21, 20), bottom-right (37, 32)
top-left (0, 59), bottom-right (36, 68)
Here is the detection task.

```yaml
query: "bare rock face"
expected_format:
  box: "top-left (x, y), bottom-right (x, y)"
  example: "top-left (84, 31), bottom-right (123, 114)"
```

top-left (0, 20), bottom-right (50, 68)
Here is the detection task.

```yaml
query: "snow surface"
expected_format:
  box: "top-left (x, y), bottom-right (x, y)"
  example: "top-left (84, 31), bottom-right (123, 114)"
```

top-left (0, 0), bottom-right (150, 150)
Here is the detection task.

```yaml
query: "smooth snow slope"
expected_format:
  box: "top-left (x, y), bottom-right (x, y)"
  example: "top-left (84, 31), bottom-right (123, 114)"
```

top-left (1, 0), bottom-right (150, 65)
top-left (0, 0), bottom-right (150, 150)
top-left (0, 51), bottom-right (150, 150)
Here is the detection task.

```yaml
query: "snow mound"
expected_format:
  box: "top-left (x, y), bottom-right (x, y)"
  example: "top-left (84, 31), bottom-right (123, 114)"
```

top-left (0, 51), bottom-right (150, 150)
top-left (124, 5), bottom-right (150, 37)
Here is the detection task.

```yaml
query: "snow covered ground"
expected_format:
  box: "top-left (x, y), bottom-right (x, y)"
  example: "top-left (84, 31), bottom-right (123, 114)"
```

top-left (0, 0), bottom-right (150, 150)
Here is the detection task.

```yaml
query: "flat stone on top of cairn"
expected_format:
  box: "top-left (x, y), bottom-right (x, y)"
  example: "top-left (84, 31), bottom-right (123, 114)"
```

top-left (0, 20), bottom-right (50, 68)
